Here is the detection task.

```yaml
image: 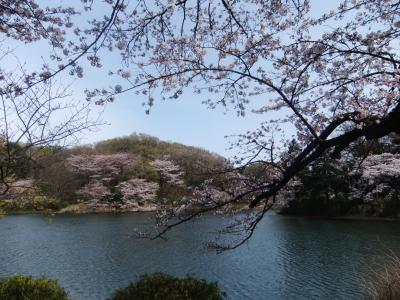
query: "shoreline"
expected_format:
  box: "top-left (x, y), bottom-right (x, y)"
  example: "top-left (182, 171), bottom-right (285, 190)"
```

top-left (275, 213), bottom-right (400, 222)
top-left (2, 205), bottom-right (400, 222)
top-left (55, 203), bottom-right (158, 214)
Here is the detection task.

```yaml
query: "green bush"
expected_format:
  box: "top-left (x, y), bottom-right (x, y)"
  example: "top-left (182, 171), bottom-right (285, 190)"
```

top-left (0, 275), bottom-right (69, 300)
top-left (110, 273), bottom-right (226, 300)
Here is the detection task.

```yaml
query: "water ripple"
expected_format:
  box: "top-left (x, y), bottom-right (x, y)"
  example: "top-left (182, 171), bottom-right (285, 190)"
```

top-left (0, 214), bottom-right (399, 300)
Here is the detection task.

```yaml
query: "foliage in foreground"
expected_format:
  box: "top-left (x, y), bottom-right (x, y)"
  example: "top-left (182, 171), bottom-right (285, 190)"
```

top-left (0, 275), bottom-right (69, 300)
top-left (367, 255), bottom-right (400, 300)
top-left (110, 273), bottom-right (226, 300)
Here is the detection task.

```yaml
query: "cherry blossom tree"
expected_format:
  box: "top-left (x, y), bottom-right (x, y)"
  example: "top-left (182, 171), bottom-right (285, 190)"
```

top-left (67, 153), bottom-right (136, 204)
top-left (68, 153), bottom-right (162, 209)
top-left (0, 1), bottom-right (76, 44)
top-left (150, 156), bottom-right (185, 186)
top-left (4, 0), bottom-right (400, 248)
top-left (356, 153), bottom-right (400, 181)
top-left (149, 156), bottom-right (185, 201)
top-left (117, 178), bottom-right (159, 208)
top-left (93, 0), bottom-right (398, 249)
top-left (76, 180), bottom-right (111, 203)
top-left (350, 153), bottom-right (400, 205)
top-left (67, 153), bottom-right (135, 181)
top-left (0, 1), bottom-right (79, 96)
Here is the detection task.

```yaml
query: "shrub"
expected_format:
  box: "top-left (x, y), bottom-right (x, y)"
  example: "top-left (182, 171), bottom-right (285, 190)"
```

top-left (367, 256), bottom-right (400, 300)
top-left (0, 275), bottom-right (69, 300)
top-left (110, 273), bottom-right (226, 300)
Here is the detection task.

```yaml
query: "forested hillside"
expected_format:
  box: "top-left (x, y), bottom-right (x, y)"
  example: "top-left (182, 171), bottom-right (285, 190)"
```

top-left (2, 133), bottom-right (400, 218)
top-left (0, 134), bottom-right (228, 213)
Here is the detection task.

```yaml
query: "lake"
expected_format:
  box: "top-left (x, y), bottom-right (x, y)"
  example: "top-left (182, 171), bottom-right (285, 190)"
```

top-left (0, 212), bottom-right (399, 299)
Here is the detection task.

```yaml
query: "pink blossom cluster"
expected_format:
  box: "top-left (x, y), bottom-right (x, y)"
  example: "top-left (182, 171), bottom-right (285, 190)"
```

top-left (67, 153), bottom-right (186, 208)
top-left (67, 153), bottom-right (135, 181)
top-left (350, 153), bottom-right (400, 203)
top-left (150, 156), bottom-right (184, 185)
top-left (117, 178), bottom-right (159, 205)
top-left (357, 154), bottom-right (400, 182)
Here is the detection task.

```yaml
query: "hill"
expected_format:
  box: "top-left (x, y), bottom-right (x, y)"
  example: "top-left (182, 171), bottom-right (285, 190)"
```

top-left (0, 134), bottom-right (229, 213)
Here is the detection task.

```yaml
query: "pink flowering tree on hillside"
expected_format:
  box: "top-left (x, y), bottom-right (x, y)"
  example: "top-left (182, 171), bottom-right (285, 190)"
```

top-left (150, 156), bottom-right (185, 199)
top-left (67, 153), bottom-right (164, 209)
top-left (350, 154), bottom-right (400, 212)
top-left (67, 153), bottom-right (136, 205)
top-left (117, 178), bottom-right (159, 209)
top-left (75, 180), bottom-right (112, 203)
top-left (67, 153), bottom-right (134, 181)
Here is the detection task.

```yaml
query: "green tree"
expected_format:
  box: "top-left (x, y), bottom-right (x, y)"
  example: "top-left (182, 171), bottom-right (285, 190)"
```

top-left (281, 154), bottom-right (352, 216)
top-left (0, 275), bottom-right (69, 300)
top-left (110, 273), bottom-right (225, 300)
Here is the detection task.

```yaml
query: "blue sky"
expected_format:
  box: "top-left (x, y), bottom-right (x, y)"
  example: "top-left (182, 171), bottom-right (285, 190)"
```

top-left (8, 0), bottom-right (338, 158)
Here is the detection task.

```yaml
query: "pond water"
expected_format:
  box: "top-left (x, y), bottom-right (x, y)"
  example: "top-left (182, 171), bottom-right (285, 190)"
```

top-left (0, 212), bottom-right (400, 299)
